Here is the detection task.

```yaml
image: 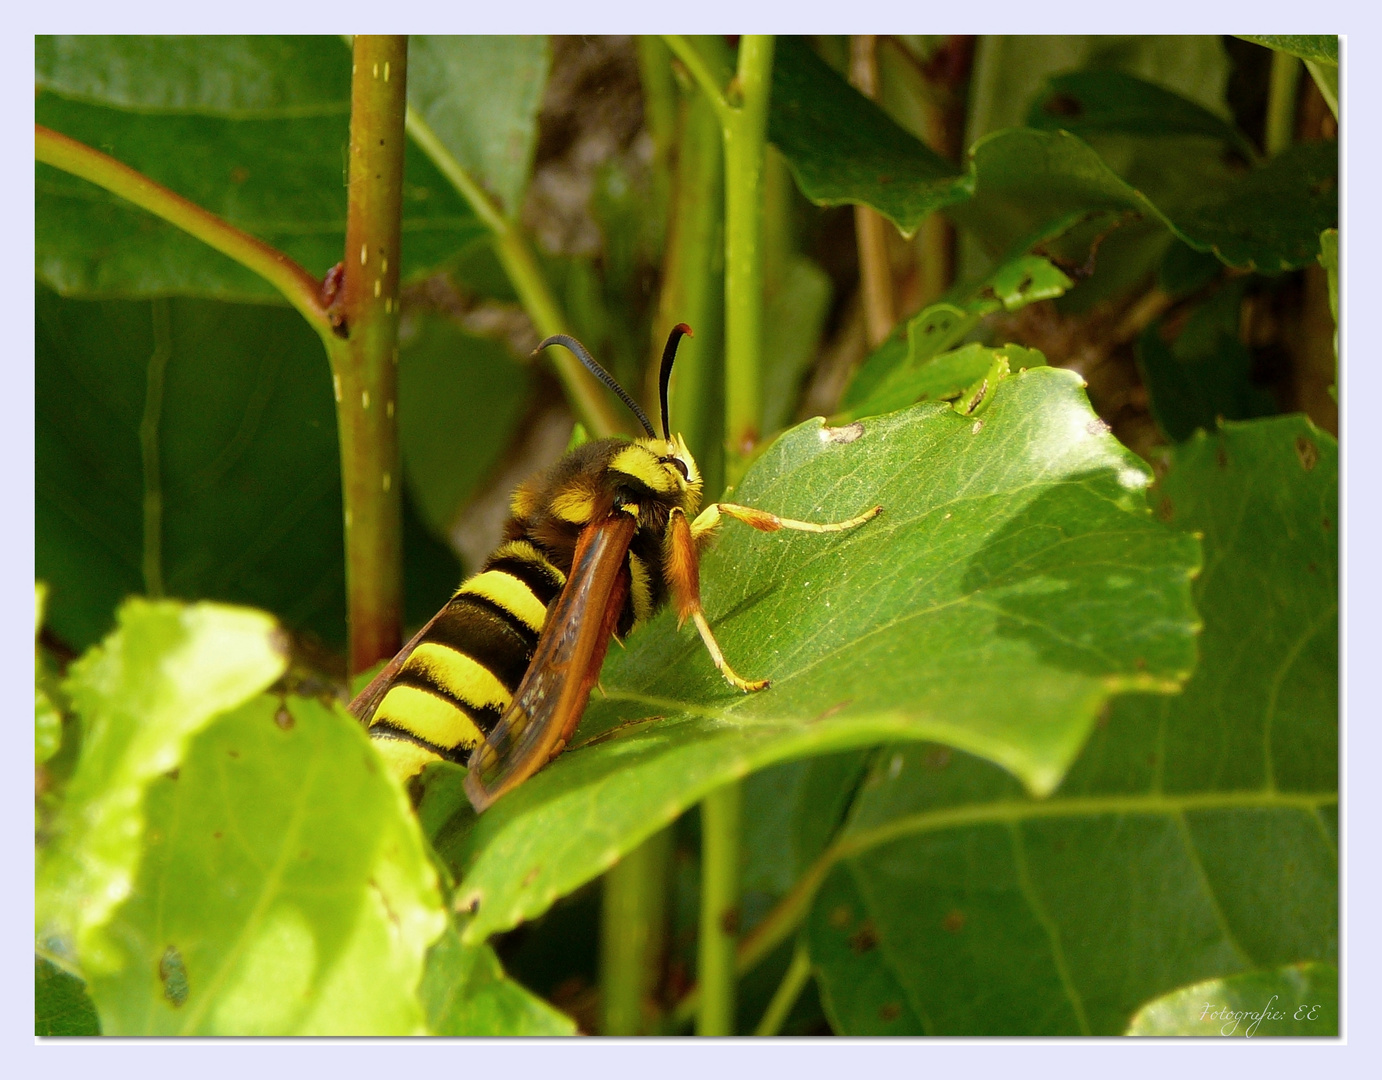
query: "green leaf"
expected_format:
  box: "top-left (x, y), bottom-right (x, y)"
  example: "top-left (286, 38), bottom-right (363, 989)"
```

top-left (36, 288), bottom-right (345, 651)
top-left (1135, 279), bottom-right (1279, 442)
top-left (809, 414), bottom-right (1336, 1034)
top-left (36, 599), bottom-right (287, 973)
top-left (1237, 36), bottom-right (1338, 67)
top-left (1304, 62), bottom-right (1339, 121)
top-left (399, 313), bottom-right (531, 540)
top-left (1127, 962), bottom-right (1337, 1036)
top-left (769, 36), bottom-right (972, 236)
top-left (950, 129), bottom-right (1336, 274)
top-left (408, 36), bottom-right (549, 220)
top-left (35, 957), bottom-right (100, 1036)
top-left (839, 251), bottom-right (1069, 421)
top-left (1026, 71), bottom-right (1256, 158)
top-left (421, 925), bottom-right (576, 1035)
top-left (851, 342), bottom-right (1048, 421)
top-left (36, 41), bottom-right (484, 300)
top-left (1319, 228), bottom-right (1338, 400)
top-left (443, 368), bottom-right (1200, 942)
top-left (87, 695), bottom-right (446, 1035)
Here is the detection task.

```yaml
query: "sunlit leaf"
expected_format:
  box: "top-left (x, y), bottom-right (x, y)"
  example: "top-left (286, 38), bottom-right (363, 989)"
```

top-left (1237, 36), bottom-right (1338, 67)
top-left (1127, 962), bottom-right (1337, 1036)
top-left (88, 695), bottom-right (446, 1035)
top-left (35, 957), bottom-right (100, 1037)
top-left (440, 369), bottom-right (1199, 942)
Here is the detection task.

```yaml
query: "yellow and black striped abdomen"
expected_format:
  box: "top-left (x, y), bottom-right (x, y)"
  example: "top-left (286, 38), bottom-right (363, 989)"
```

top-left (368, 540), bottom-right (566, 782)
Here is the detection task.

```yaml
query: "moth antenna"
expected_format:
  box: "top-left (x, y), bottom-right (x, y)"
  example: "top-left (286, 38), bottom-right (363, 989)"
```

top-left (535, 334), bottom-right (656, 438)
top-left (658, 323), bottom-right (693, 440)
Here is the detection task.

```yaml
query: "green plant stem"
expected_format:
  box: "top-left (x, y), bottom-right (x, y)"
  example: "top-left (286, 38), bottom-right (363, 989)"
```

top-left (753, 941), bottom-right (812, 1036)
top-left (327, 35), bottom-right (409, 674)
top-left (663, 36), bottom-right (731, 120)
top-left (34, 125), bottom-right (331, 340)
top-left (601, 828), bottom-right (672, 1035)
top-left (404, 107), bottom-right (622, 438)
top-left (1266, 51), bottom-right (1302, 155)
top-left (139, 299), bottom-right (172, 599)
top-left (655, 89), bottom-right (725, 497)
top-left (697, 782), bottom-right (742, 1035)
top-left (721, 35), bottom-right (774, 471)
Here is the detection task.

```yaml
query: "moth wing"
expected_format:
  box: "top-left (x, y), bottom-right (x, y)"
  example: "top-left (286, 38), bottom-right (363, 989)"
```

top-left (346, 607), bottom-right (451, 725)
top-left (464, 512), bottom-right (636, 813)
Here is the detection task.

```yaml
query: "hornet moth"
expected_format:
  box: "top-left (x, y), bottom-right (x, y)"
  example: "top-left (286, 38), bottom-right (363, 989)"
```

top-left (349, 326), bottom-right (882, 813)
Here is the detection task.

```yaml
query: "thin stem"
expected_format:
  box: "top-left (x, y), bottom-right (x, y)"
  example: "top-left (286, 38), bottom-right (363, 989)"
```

top-left (140, 299), bottom-right (172, 599)
top-left (722, 34), bottom-right (774, 473)
top-left (663, 35), bottom-right (731, 122)
top-left (1266, 50), bottom-right (1302, 156)
top-left (405, 106), bottom-right (622, 437)
top-left (329, 35), bottom-right (409, 674)
top-left (697, 783), bottom-right (742, 1036)
top-left (753, 941), bottom-right (812, 1036)
top-left (601, 828), bottom-right (672, 1035)
top-left (35, 125), bottom-right (330, 340)
top-left (850, 36), bottom-right (896, 347)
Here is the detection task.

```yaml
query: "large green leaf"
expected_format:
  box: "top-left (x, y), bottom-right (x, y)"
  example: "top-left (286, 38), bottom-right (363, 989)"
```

top-left (768, 36), bottom-right (972, 237)
top-left (437, 368), bottom-right (1199, 942)
top-left (36, 599), bottom-right (287, 973)
top-left (407, 36), bottom-right (549, 220)
top-left (808, 414), bottom-right (1337, 1034)
top-left (87, 694), bottom-right (446, 1035)
top-left (1025, 71), bottom-right (1255, 159)
top-left (421, 925), bottom-right (575, 1035)
top-left (35, 36), bottom-right (484, 301)
top-left (1127, 962), bottom-right (1337, 1036)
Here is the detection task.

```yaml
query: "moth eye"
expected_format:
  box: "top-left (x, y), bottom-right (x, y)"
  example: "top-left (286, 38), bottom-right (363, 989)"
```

top-left (670, 458), bottom-right (690, 481)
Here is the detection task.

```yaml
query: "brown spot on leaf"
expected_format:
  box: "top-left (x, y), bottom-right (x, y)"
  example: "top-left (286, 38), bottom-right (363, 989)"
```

top-left (942, 909), bottom-right (966, 934)
top-left (274, 704), bottom-right (294, 730)
top-left (879, 1002), bottom-right (902, 1022)
top-left (213, 831), bottom-right (222, 840)
top-left (924, 746), bottom-right (952, 770)
top-left (1295, 435), bottom-right (1319, 471)
top-left (830, 905), bottom-right (854, 929)
top-left (522, 865), bottom-right (543, 887)
top-left (1216, 444), bottom-right (1229, 470)
top-left (849, 920), bottom-right (879, 954)
top-left (1157, 496), bottom-right (1175, 523)
top-left (1043, 92), bottom-right (1083, 118)
top-left (813, 699), bottom-right (853, 722)
top-left (1323, 516), bottom-right (1333, 531)
top-left (229, 166), bottom-right (249, 184)
top-left (720, 907), bottom-right (742, 937)
top-left (227, 749), bottom-right (239, 759)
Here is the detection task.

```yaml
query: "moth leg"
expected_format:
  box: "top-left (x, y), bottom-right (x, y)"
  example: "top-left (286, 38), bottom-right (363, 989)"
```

top-left (690, 500), bottom-right (882, 540)
top-left (665, 508), bottom-right (769, 693)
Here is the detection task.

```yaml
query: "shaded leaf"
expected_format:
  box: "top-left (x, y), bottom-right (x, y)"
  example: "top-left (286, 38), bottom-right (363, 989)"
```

top-left (88, 695), bottom-right (446, 1035)
top-left (399, 313), bottom-right (531, 541)
top-left (769, 36), bottom-right (972, 236)
top-left (951, 129), bottom-right (1336, 274)
top-left (810, 414), bottom-right (1336, 1034)
top-left (35, 957), bottom-right (100, 1036)
top-left (1026, 71), bottom-right (1255, 159)
top-left (1319, 229), bottom-right (1338, 400)
top-left (1135, 279), bottom-right (1279, 442)
top-left (408, 36), bottom-right (549, 220)
top-left (1127, 962), bottom-right (1337, 1036)
top-left (421, 925), bottom-right (575, 1035)
top-left (1237, 36), bottom-right (1338, 67)
top-left (36, 599), bottom-right (287, 972)
top-left (442, 369), bottom-right (1199, 942)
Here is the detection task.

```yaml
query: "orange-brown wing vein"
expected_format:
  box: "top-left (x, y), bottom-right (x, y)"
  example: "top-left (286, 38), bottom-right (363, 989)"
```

top-left (464, 513), bottom-right (637, 813)
top-left (346, 606), bottom-right (451, 725)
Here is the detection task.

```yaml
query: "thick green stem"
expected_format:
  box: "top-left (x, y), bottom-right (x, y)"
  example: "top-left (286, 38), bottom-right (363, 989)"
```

top-left (601, 829), bottom-right (672, 1035)
top-left (405, 107), bottom-right (622, 437)
top-left (697, 783), bottom-right (742, 1035)
top-left (1266, 50), bottom-right (1302, 155)
top-left (35, 125), bottom-right (330, 339)
top-left (753, 941), bottom-right (812, 1036)
top-left (721, 35), bottom-right (774, 472)
top-left (655, 90), bottom-right (725, 497)
top-left (328, 36), bottom-right (409, 674)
